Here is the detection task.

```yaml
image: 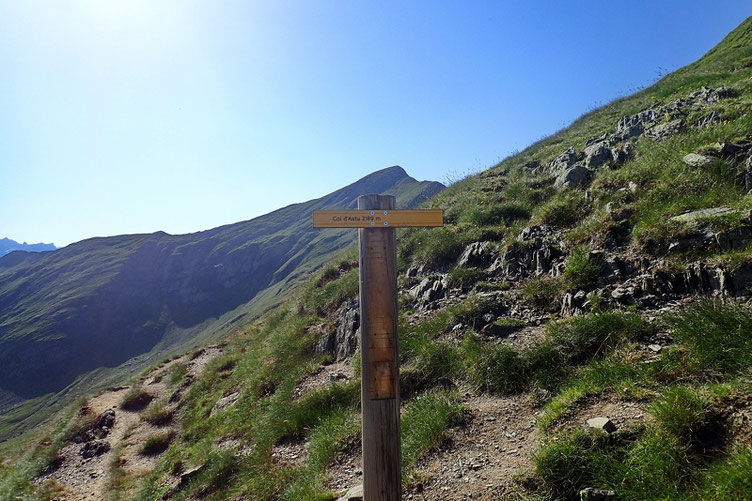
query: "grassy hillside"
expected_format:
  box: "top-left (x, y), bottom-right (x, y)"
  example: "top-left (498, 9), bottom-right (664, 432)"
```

top-left (0, 166), bottom-right (442, 441)
top-left (3, 16), bottom-right (752, 501)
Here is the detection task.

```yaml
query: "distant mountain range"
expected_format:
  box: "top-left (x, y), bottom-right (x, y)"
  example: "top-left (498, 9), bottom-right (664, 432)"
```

top-left (0, 166), bottom-right (443, 405)
top-left (0, 238), bottom-right (56, 257)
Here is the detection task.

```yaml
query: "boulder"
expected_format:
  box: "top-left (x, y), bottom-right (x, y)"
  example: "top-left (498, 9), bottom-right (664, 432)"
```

top-left (547, 147), bottom-right (582, 174)
top-left (409, 276), bottom-right (446, 304)
top-left (555, 165), bottom-right (591, 189)
top-left (610, 142), bottom-right (634, 167)
top-left (587, 417), bottom-right (617, 434)
top-left (314, 302), bottom-right (360, 361)
top-left (709, 141), bottom-right (744, 158)
top-left (337, 484), bottom-right (364, 501)
top-left (682, 153), bottom-right (713, 168)
top-left (456, 241), bottom-right (495, 268)
top-left (583, 142), bottom-right (612, 170)
top-left (645, 119), bottom-right (683, 139)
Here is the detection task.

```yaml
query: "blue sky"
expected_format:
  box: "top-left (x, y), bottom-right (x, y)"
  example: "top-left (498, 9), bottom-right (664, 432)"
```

top-left (0, 1), bottom-right (749, 247)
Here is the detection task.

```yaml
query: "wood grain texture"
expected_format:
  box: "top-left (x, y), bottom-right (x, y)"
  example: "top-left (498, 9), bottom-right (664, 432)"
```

top-left (313, 209), bottom-right (443, 228)
top-left (358, 194), bottom-right (401, 501)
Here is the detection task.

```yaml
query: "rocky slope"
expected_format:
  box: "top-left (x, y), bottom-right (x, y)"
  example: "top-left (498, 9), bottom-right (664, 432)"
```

top-left (4, 15), bottom-right (752, 501)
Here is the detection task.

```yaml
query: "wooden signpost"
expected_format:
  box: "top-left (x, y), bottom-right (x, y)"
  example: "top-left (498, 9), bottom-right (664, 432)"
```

top-left (313, 194), bottom-right (443, 500)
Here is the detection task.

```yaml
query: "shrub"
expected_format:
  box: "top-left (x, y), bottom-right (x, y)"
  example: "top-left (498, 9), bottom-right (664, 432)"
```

top-left (403, 227), bottom-right (467, 267)
top-left (563, 245), bottom-right (603, 287)
top-left (547, 311), bottom-right (651, 364)
top-left (461, 335), bottom-right (525, 394)
top-left (650, 387), bottom-right (705, 443)
top-left (696, 445), bottom-right (752, 499)
top-left (402, 341), bottom-right (460, 396)
top-left (142, 402), bottom-right (174, 426)
top-left (669, 299), bottom-right (752, 377)
top-left (460, 202), bottom-right (530, 226)
top-left (534, 429), bottom-right (624, 499)
top-left (120, 388), bottom-right (153, 412)
top-left (522, 277), bottom-right (566, 309)
top-left (140, 432), bottom-right (175, 456)
top-left (446, 266), bottom-right (485, 289)
top-left (534, 190), bottom-right (590, 227)
top-left (401, 391), bottom-right (463, 471)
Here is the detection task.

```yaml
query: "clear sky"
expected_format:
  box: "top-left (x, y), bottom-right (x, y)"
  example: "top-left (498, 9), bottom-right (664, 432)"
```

top-left (1, 1), bottom-right (749, 247)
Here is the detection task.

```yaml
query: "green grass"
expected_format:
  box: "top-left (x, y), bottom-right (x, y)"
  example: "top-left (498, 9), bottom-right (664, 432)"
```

top-left (446, 266), bottom-right (486, 289)
top-left (401, 390), bottom-right (463, 474)
top-left (140, 432), bottom-right (175, 456)
top-left (563, 245), bottom-right (604, 287)
top-left (120, 387), bottom-right (154, 412)
top-left (141, 402), bottom-right (174, 427)
top-left (669, 299), bottom-right (752, 377)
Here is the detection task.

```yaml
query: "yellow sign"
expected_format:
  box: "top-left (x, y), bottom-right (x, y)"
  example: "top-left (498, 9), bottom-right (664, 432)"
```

top-left (313, 209), bottom-right (443, 228)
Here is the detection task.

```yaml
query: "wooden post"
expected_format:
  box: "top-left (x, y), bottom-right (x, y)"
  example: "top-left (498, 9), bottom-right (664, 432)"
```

top-left (357, 194), bottom-right (401, 500)
top-left (312, 197), bottom-right (442, 499)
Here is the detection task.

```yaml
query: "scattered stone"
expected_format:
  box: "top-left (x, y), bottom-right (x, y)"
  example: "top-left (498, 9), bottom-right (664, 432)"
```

top-left (647, 344), bottom-right (662, 353)
top-left (80, 440), bottom-right (110, 459)
top-left (682, 153), bottom-right (713, 168)
top-left (579, 487), bottom-right (618, 500)
top-left (586, 417), bottom-right (617, 434)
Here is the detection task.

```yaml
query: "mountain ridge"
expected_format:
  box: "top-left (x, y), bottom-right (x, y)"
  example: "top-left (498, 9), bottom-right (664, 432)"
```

top-left (0, 165), bottom-right (443, 403)
top-left (0, 238), bottom-right (56, 257)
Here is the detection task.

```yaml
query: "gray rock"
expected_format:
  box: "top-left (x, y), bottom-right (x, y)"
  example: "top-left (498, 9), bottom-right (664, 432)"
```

top-left (547, 147), bottom-right (582, 174)
top-left (314, 302), bottom-right (360, 360)
top-left (694, 110), bottom-right (722, 127)
top-left (456, 241), bottom-right (495, 268)
top-left (671, 206), bottom-right (736, 225)
top-left (610, 142), bottom-right (634, 167)
top-left (587, 417), bottom-right (617, 434)
top-left (80, 440), bottom-right (110, 458)
top-left (518, 225), bottom-right (556, 241)
top-left (645, 118), bottom-right (683, 139)
top-left (211, 391), bottom-right (240, 416)
top-left (682, 153), bottom-right (713, 168)
top-left (555, 165), bottom-right (592, 189)
top-left (409, 276), bottom-right (446, 304)
top-left (584, 142), bottom-right (612, 170)
top-left (579, 487), bottom-right (618, 500)
top-left (709, 141), bottom-right (744, 158)
top-left (337, 484), bottom-right (363, 501)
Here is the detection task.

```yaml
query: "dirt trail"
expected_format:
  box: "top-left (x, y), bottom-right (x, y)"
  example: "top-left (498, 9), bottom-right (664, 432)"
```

top-left (408, 393), bottom-right (539, 500)
top-left (39, 347), bottom-right (222, 500)
top-left (325, 392), bottom-right (540, 500)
